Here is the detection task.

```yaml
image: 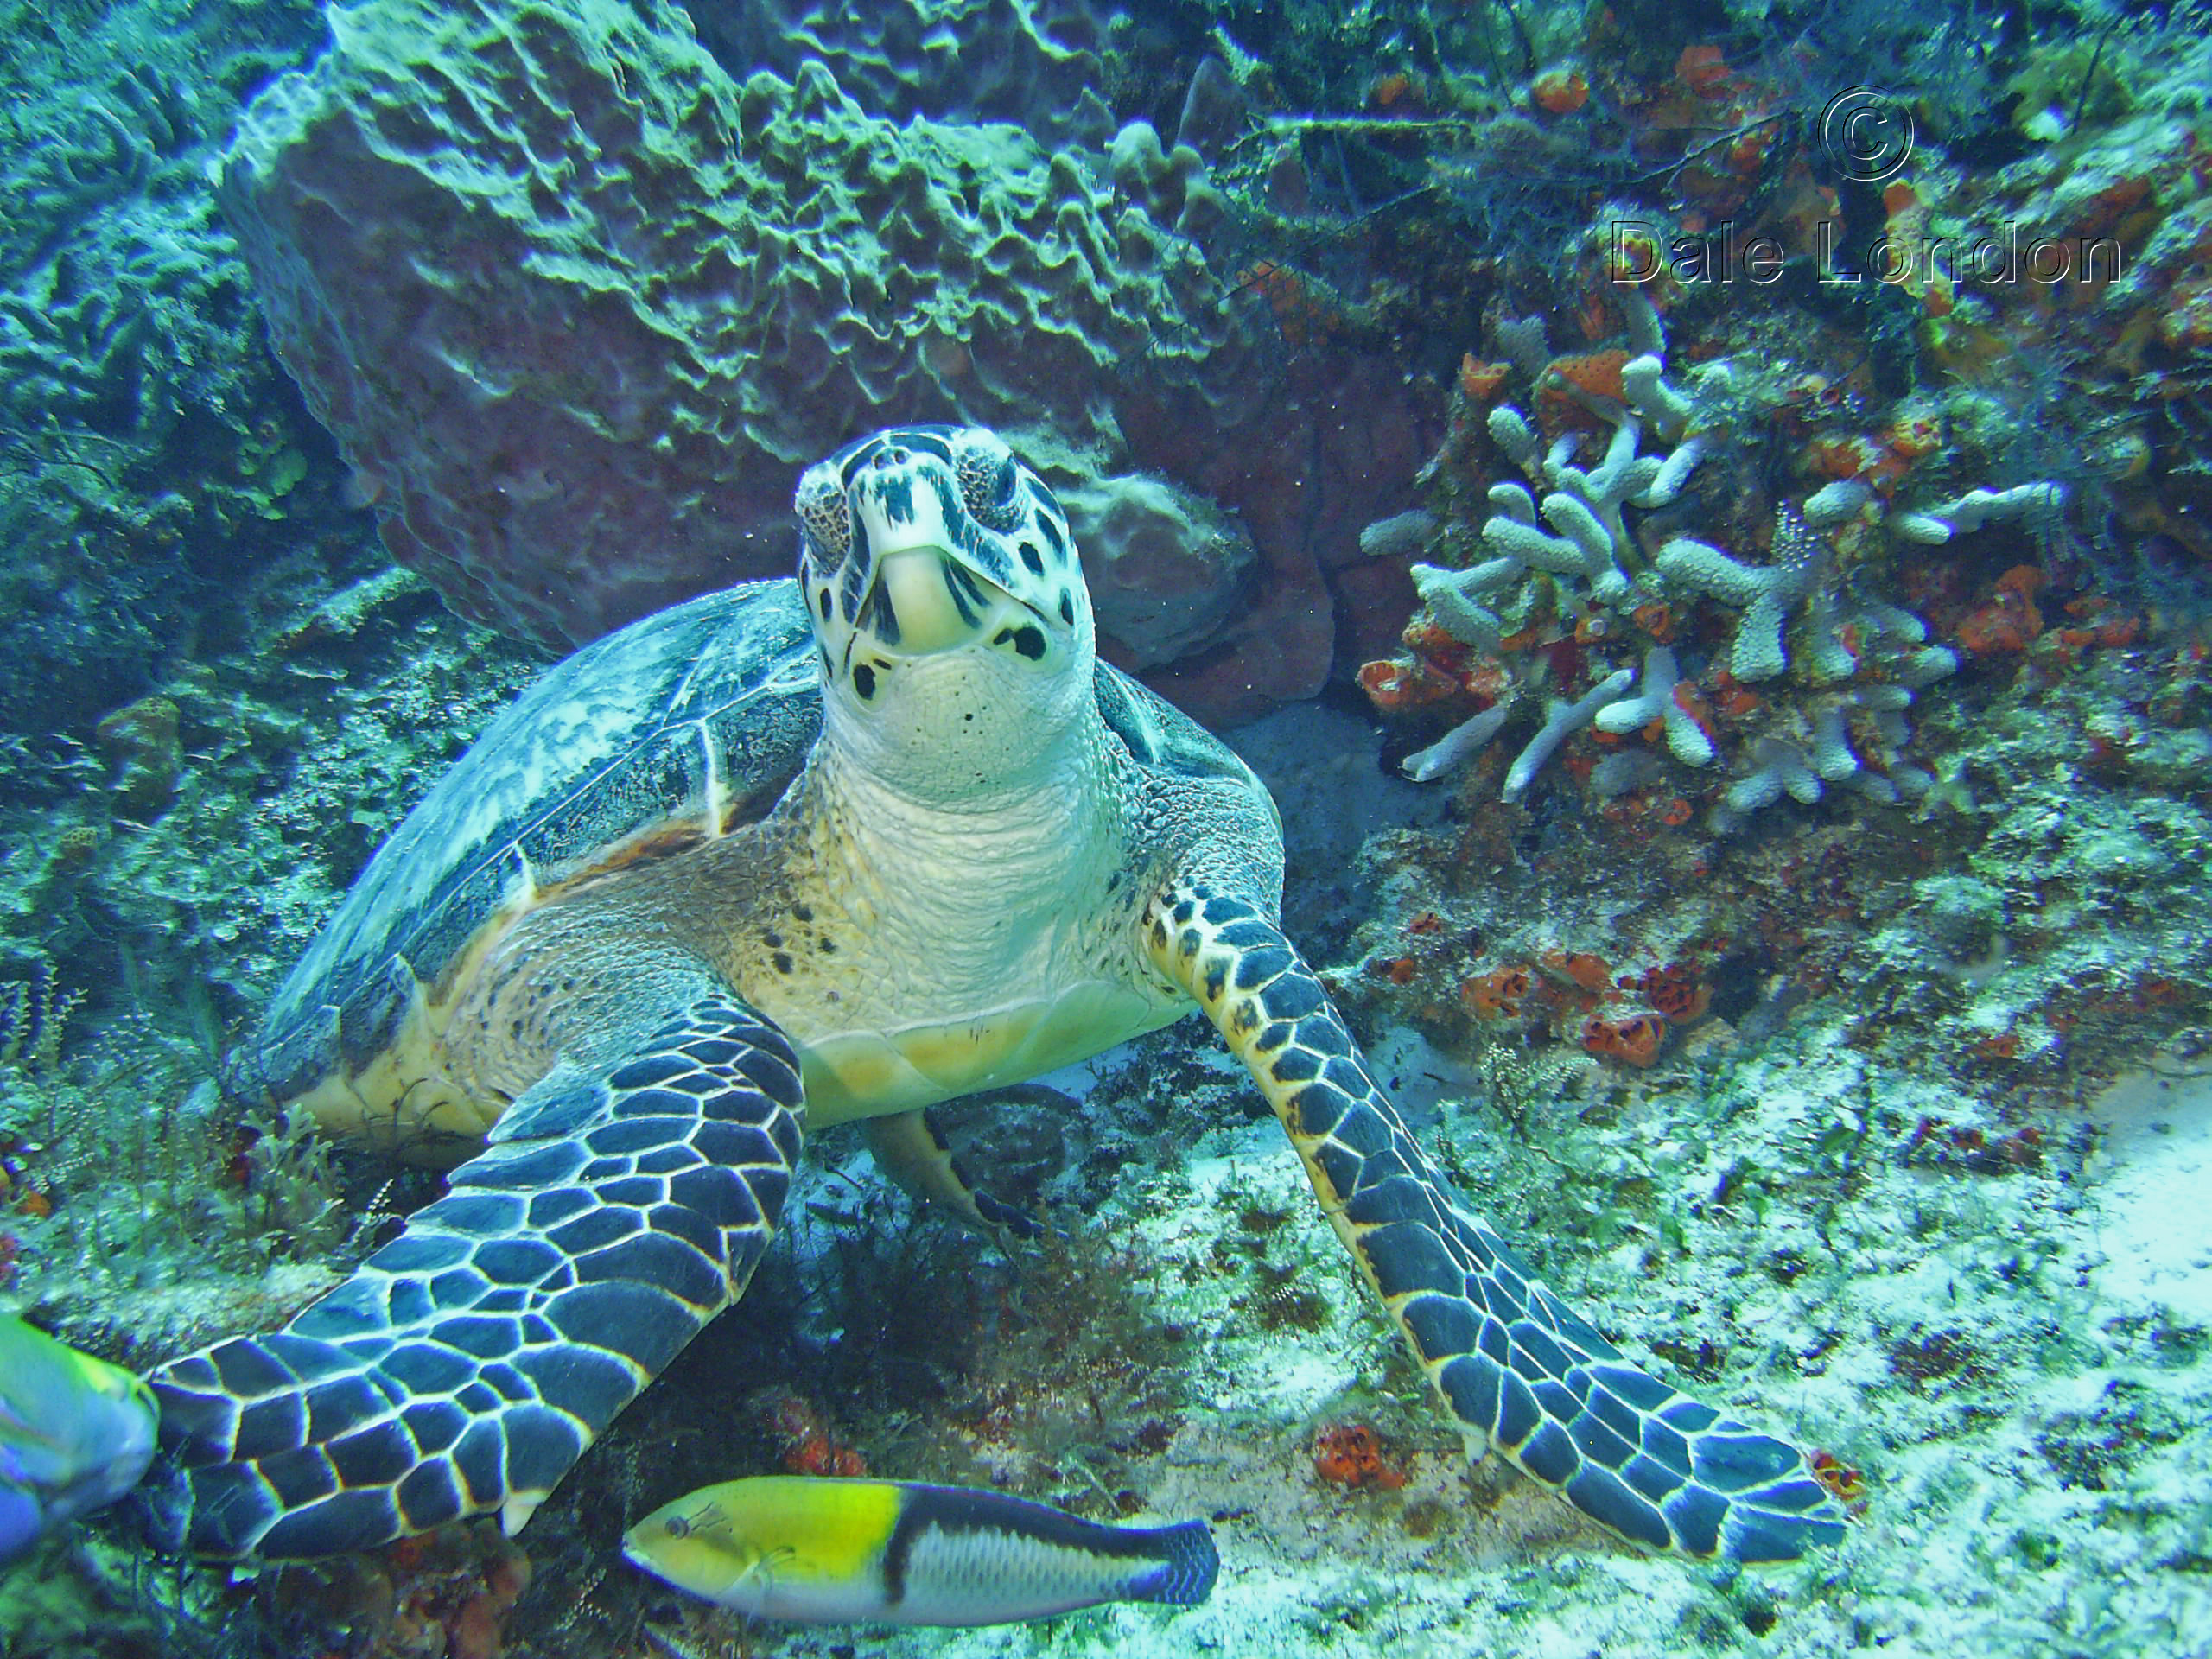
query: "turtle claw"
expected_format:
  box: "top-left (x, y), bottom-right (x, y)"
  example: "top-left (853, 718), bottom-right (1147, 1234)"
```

top-left (972, 1188), bottom-right (1047, 1240)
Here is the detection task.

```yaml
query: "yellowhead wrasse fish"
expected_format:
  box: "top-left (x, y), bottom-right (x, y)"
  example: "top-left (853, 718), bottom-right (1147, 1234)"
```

top-left (623, 1475), bottom-right (1219, 1626)
top-left (0, 1314), bottom-right (159, 1563)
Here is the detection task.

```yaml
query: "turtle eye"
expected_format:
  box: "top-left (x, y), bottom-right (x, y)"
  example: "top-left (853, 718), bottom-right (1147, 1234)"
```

top-left (956, 449), bottom-right (1024, 532)
top-left (795, 469), bottom-right (850, 564)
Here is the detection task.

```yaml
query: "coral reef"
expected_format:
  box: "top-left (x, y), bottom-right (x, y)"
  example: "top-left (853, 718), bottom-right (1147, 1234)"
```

top-left (0, 0), bottom-right (328, 735)
top-left (1369, 276), bottom-right (2069, 830)
top-left (221, 0), bottom-right (1211, 652)
top-left (215, 0), bottom-right (1440, 723)
top-left (685, 0), bottom-right (1118, 145)
top-left (0, 2), bottom-right (319, 445)
top-left (1309, 649), bottom-right (2212, 1651)
top-left (3, 3), bottom-right (2210, 1657)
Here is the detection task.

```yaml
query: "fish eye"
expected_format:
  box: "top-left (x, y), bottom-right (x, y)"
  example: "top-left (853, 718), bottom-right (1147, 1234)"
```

top-left (664, 1516), bottom-right (690, 1538)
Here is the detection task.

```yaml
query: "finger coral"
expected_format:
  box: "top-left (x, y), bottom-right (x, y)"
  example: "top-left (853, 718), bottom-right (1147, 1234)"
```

top-left (1891, 484), bottom-right (2066, 544)
top-left (1595, 645), bottom-right (1717, 766)
top-left (1376, 290), bottom-right (2021, 832)
top-left (1503, 670), bottom-right (1632, 802)
top-left (1656, 511), bottom-right (1847, 684)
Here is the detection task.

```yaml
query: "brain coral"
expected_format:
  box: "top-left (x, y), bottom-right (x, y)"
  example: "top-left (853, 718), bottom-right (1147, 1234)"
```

top-left (221, 0), bottom-right (1441, 721)
top-left (220, 0), bottom-right (1238, 653)
top-left (685, 0), bottom-right (1117, 146)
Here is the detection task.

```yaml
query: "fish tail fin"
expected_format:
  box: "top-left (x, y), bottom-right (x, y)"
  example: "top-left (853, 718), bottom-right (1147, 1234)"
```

top-left (1124, 1519), bottom-right (1218, 1606)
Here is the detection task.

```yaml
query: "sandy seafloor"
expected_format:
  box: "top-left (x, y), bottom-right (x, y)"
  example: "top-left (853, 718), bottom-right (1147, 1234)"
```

top-left (641, 1062), bottom-right (2212, 1659)
top-left (601, 705), bottom-right (2212, 1659)
top-left (697, 1046), bottom-right (2212, 1659)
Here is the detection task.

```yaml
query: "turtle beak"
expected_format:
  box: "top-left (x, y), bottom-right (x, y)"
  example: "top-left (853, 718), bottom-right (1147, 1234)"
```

top-left (855, 544), bottom-right (1036, 662)
top-left (846, 464), bottom-right (1015, 658)
top-left (831, 441), bottom-right (1052, 671)
top-left (870, 547), bottom-right (993, 656)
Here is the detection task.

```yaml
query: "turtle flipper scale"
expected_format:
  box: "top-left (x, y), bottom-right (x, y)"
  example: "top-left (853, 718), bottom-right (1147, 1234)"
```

top-left (1145, 885), bottom-right (1846, 1563)
top-left (150, 997), bottom-right (803, 1560)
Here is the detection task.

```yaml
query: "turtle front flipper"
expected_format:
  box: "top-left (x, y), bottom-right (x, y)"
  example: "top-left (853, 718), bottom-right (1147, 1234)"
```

top-left (1144, 886), bottom-right (1845, 1563)
top-left (149, 995), bottom-right (804, 1560)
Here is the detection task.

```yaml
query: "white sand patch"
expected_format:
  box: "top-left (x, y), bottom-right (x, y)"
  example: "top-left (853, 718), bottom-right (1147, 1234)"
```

top-left (2084, 1065), bottom-right (2212, 1326)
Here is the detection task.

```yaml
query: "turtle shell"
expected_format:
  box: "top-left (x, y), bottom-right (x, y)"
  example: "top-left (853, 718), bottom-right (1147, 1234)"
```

top-left (237, 580), bottom-right (821, 1108)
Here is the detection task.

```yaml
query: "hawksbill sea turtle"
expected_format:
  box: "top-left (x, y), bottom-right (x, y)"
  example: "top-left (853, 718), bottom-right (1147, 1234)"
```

top-left (149, 425), bottom-right (1846, 1564)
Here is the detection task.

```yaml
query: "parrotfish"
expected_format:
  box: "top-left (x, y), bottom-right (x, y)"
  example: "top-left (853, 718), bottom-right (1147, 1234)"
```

top-left (0, 1314), bottom-right (160, 1562)
top-left (622, 1475), bottom-right (1218, 1626)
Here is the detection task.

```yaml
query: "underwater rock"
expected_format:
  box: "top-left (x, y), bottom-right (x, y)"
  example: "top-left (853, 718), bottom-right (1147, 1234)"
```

top-left (1065, 473), bottom-right (1259, 672)
top-left (92, 693), bottom-right (181, 820)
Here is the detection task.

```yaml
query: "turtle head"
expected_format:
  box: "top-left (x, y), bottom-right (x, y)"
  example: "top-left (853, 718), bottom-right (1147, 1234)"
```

top-left (795, 426), bottom-right (1096, 796)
